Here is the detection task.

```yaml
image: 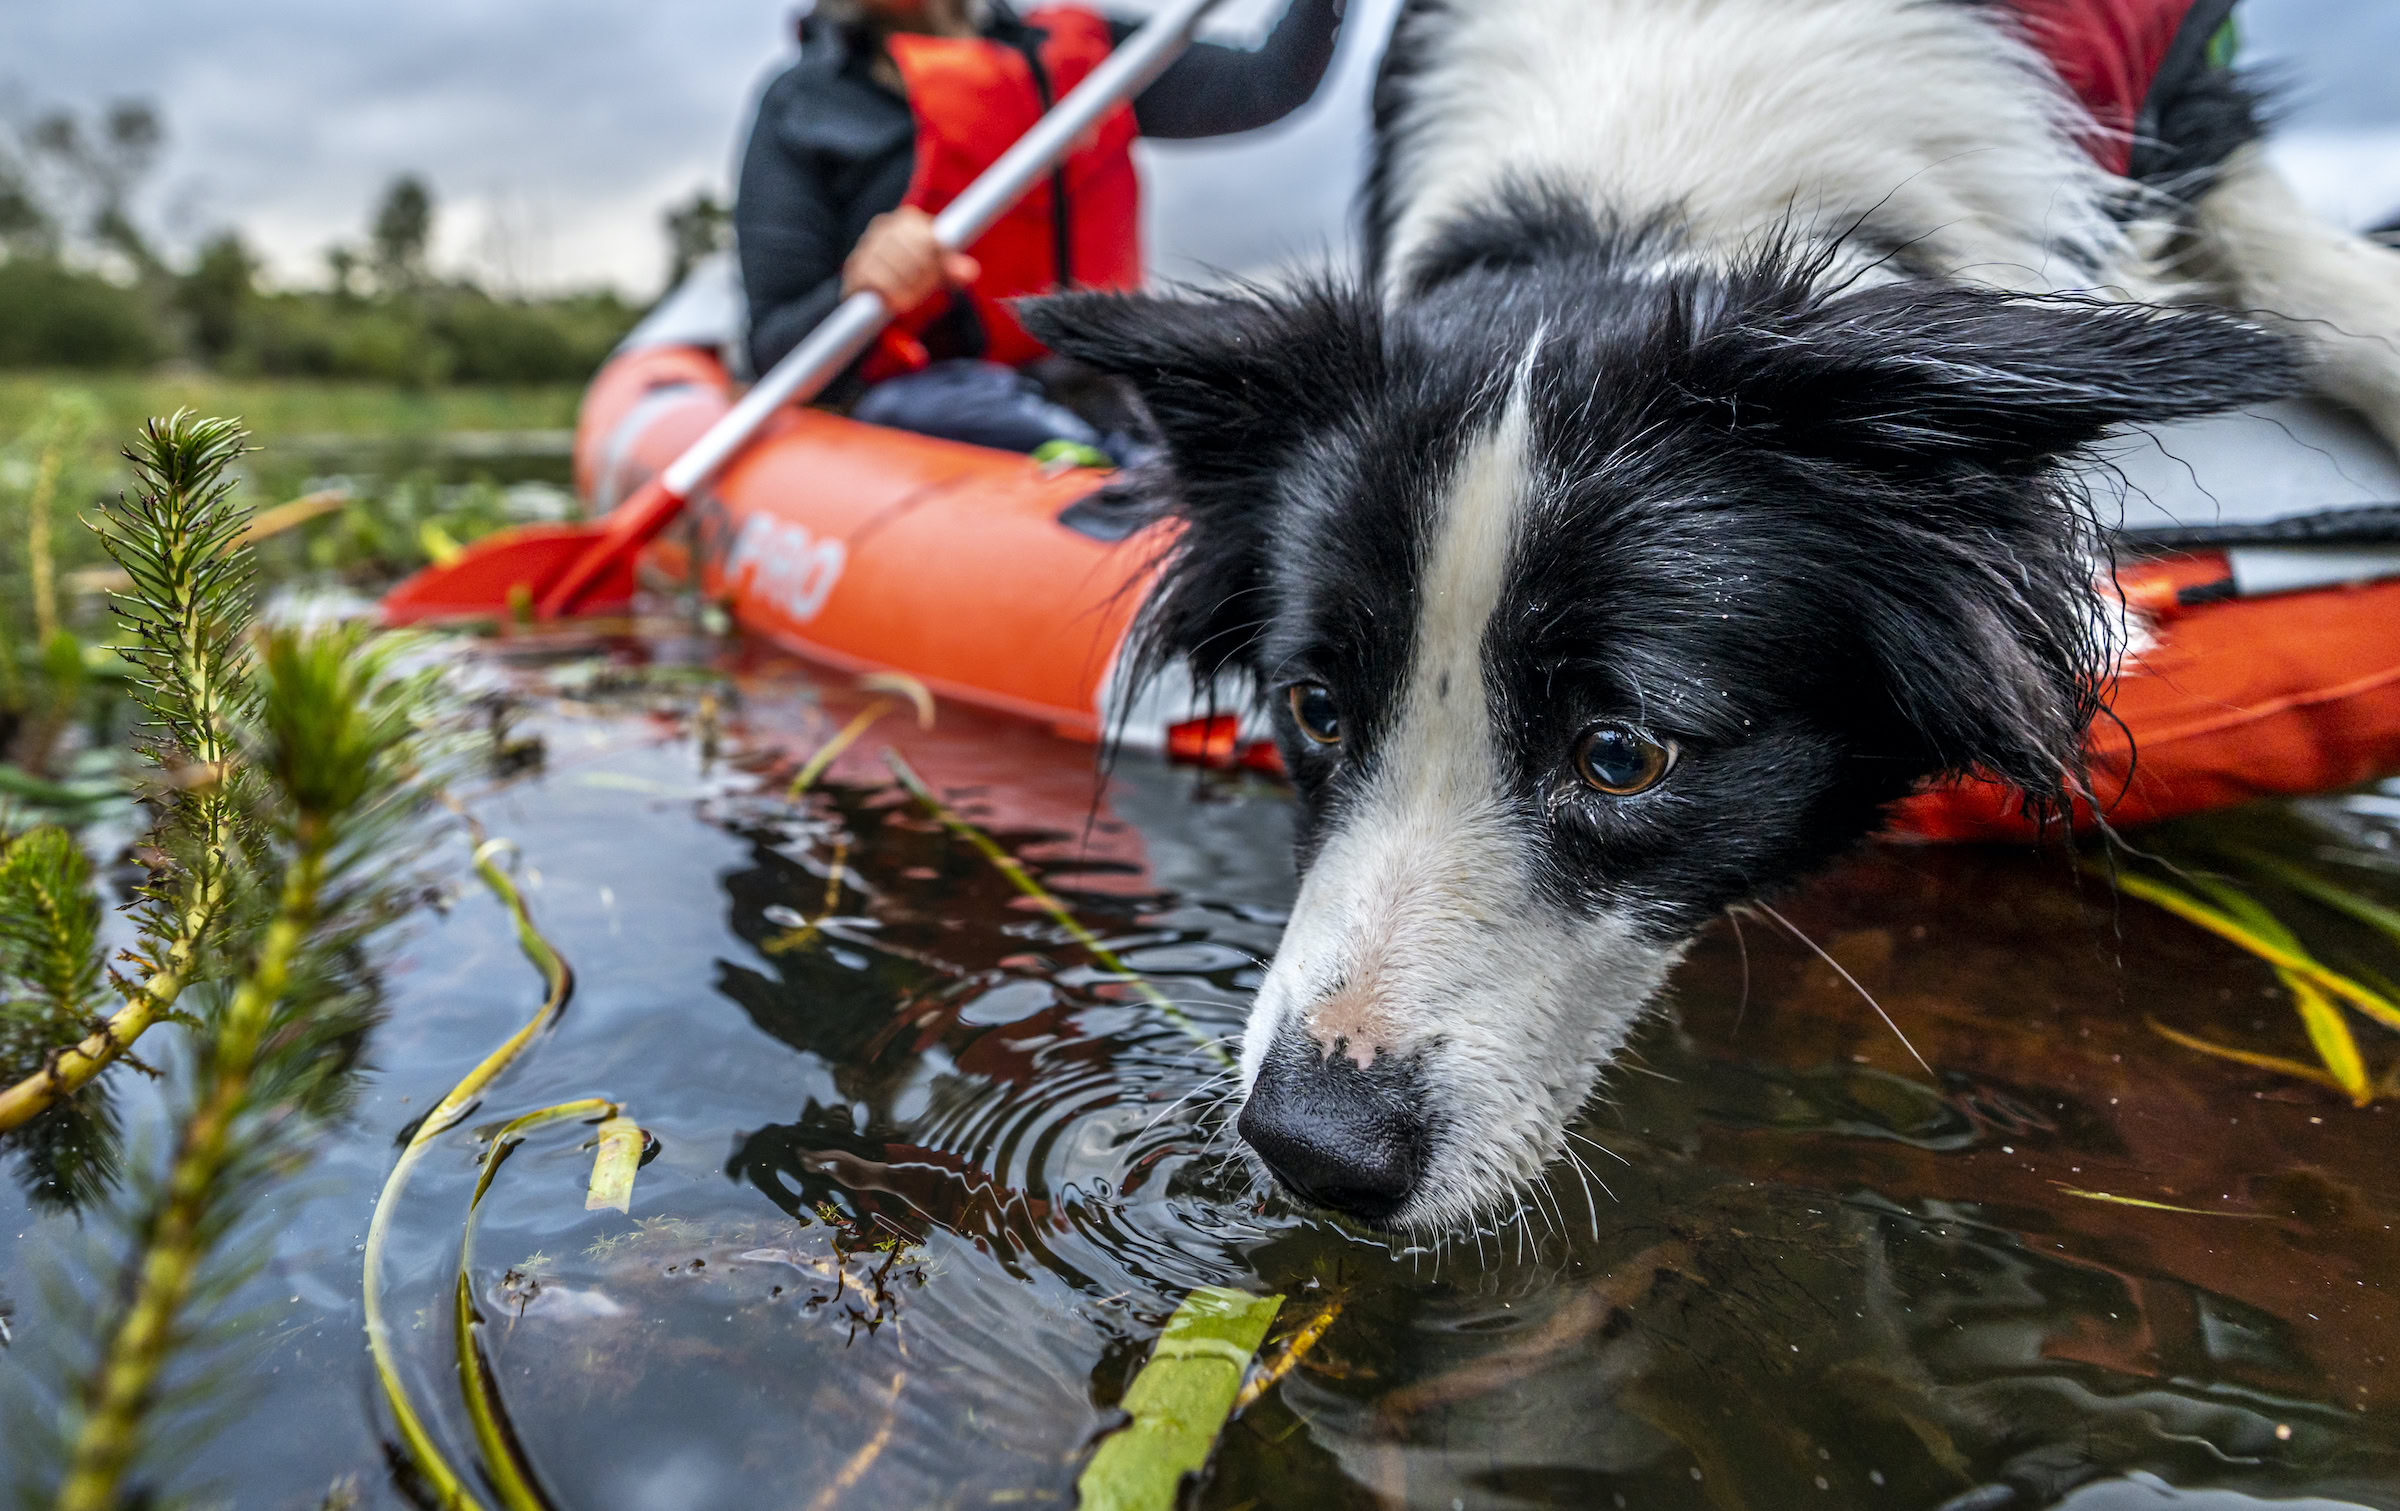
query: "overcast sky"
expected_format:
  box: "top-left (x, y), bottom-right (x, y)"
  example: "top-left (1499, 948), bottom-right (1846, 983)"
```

top-left (4, 0), bottom-right (2393, 299)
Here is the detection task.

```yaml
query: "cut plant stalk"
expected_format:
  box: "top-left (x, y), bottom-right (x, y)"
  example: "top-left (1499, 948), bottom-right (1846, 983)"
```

top-left (1234, 1292), bottom-right (1344, 1412)
top-left (883, 749), bottom-right (1228, 1067)
top-left (1076, 1287), bottom-right (1283, 1511)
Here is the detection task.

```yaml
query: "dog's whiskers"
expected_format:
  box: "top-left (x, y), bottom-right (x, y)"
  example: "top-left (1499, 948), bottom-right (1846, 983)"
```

top-left (1751, 901), bottom-right (1936, 1077)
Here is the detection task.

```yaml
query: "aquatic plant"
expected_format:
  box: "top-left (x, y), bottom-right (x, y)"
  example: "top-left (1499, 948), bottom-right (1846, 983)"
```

top-left (2102, 852), bottom-right (2400, 1105)
top-left (0, 412), bottom-right (258, 1136)
top-left (0, 412), bottom-right (466, 1509)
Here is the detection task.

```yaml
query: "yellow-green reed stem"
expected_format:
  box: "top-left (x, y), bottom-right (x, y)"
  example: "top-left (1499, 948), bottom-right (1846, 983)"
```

top-left (27, 429), bottom-right (63, 643)
top-left (883, 751), bottom-right (1229, 1067)
top-left (363, 835), bottom-right (574, 1511)
top-left (2233, 847), bottom-right (2400, 948)
top-left (788, 699), bottom-right (893, 798)
top-left (55, 825), bottom-right (329, 1511)
top-left (454, 1099), bottom-right (618, 1511)
top-left (2104, 868), bottom-right (2400, 1033)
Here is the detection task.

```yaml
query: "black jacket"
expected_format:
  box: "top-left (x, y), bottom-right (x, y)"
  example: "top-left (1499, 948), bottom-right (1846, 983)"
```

top-left (734, 0), bottom-right (1344, 378)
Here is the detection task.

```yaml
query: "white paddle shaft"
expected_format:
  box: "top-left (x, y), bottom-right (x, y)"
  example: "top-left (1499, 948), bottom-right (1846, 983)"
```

top-left (662, 0), bottom-right (1224, 498)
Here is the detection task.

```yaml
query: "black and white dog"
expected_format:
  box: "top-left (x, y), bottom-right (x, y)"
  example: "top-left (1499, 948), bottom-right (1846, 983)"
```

top-left (1026, 0), bottom-right (2400, 1232)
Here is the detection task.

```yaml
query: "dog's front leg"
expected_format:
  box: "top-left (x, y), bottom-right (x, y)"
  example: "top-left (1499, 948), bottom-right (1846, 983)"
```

top-left (2189, 143), bottom-right (2400, 453)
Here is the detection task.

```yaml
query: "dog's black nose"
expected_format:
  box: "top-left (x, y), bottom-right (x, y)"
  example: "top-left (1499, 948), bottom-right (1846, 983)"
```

top-left (1238, 1035), bottom-right (1427, 1225)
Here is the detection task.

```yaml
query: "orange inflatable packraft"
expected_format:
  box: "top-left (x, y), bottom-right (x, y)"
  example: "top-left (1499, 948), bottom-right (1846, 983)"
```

top-left (576, 339), bottom-right (2400, 843)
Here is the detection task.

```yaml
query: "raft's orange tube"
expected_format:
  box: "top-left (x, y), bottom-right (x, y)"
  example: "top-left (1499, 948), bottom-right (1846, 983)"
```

top-left (577, 345), bottom-right (2400, 841)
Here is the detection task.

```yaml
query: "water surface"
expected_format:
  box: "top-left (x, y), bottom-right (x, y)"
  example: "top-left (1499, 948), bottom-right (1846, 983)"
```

top-left (4, 632), bottom-right (2396, 1510)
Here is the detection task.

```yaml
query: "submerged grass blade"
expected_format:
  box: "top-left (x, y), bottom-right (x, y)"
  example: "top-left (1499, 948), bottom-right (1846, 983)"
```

top-left (883, 750), bottom-right (1230, 1067)
top-left (584, 1115), bottom-right (644, 1214)
top-left (456, 1099), bottom-right (618, 1511)
top-left (788, 673), bottom-right (938, 799)
top-left (2146, 1015), bottom-right (2351, 1094)
top-left (2054, 1183), bottom-right (2269, 1218)
top-left (1076, 1287), bottom-right (1283, 1511)
top-left (2102, 868), bottom-right (2400, 1033)
top-left (2181, 873), bottom-right (2376, 1103)
top-left (364, 830), bottom-right (574, 1511)
top-left (2284, 971), bottom-right (2373, 1106)
top-left (2234, 847), bottom-right (2400, 948)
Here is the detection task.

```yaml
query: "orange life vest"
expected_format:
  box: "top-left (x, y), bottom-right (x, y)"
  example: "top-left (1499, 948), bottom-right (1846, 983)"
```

top-left (876, 7), bottom-right (1143, 372)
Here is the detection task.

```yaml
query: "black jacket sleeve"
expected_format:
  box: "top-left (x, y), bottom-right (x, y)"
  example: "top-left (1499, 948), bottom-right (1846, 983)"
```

top-left (734, 58), bottom-right (918, 377)
top-left (1120, 0), bottom-right (1346, 140)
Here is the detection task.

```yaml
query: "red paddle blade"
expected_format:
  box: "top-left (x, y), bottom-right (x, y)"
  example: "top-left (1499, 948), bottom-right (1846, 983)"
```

top-left (534, 475), bottom-right (687, 619)
top-left (379, 522), bottom-right (634, 627)
top-left (379, 475), bottom-right (685, 626)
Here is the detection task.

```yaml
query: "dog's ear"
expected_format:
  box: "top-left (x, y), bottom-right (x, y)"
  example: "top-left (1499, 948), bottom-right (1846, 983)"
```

top-left (1702, 289), bottom-right (2299, 805)
top-left (1022, 284), bottom-right (1381, 686)
top-left (1708, 284), bottom-right (2300, 471)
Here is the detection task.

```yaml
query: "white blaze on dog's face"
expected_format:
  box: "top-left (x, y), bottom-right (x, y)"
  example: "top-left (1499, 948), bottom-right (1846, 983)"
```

top-left (1233, 372), bottom-right (1679, 1231)
top-left (1026, 231), bottom-right (2296, 1232)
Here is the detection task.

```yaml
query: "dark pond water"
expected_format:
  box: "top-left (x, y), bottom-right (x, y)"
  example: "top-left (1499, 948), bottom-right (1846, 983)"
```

top-left (5, 631), bottom-right (2399, 1510)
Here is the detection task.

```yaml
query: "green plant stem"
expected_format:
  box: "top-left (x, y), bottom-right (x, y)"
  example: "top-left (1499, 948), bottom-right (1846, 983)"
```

top-left (883, 750), bottom-right (1229, 1067)
top-left (0, 863), bottom-right (224, 1133)
top-left (362, 835), bottom-right (572, 1511)
top-left (54, 826), bottom-right (327, 1511)
top-left (454, 1099), bottom-right (617, 1511)
top-left (28, 428), bottom-right (63, 644)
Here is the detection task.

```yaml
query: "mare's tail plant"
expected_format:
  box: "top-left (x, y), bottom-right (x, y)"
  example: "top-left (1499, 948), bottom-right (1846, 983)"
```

top-left (0, 415), bottom-right (258, 1138)
top-left (0, 413), bottom-right (460, 1510)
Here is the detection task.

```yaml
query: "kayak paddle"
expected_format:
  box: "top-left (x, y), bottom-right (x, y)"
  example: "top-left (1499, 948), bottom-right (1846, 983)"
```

top-left (382, 0), bottom-right (1224, 626)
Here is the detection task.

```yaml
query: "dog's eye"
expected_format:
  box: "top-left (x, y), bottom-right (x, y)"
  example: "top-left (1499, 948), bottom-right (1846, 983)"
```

top-left (1287, 682), bottom-right (1342, 746)
top-left (1574, 723), bottom-right (1676, 796)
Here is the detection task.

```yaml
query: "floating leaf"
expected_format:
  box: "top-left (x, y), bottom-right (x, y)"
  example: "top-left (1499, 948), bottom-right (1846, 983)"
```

top-left (1077, 1287), bottom-right (1283, 1511)
top-left (585, 1115), bottom-right (645, 1214)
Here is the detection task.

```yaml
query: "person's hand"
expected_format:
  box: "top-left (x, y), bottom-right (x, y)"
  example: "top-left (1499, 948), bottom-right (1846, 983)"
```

top-left (841, 207), bottom-right (980, 312)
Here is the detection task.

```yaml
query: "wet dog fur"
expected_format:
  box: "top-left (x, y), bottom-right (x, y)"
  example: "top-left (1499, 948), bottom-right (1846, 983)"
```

top-left (1024, 0), bottom-right (2400, 1232)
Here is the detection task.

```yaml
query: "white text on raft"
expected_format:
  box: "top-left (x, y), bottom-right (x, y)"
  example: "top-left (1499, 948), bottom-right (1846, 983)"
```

top-left (726, 514), bottom-right (848, 624)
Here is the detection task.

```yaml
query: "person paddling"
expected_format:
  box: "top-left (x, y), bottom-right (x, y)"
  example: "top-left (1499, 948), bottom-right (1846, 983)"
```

top-left (736, 0), bottom-right (1345, 459)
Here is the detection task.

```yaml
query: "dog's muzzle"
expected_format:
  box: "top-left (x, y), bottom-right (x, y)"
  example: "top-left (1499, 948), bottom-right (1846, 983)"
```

top-left (1237, 1030), bottom-right (1429, 1225)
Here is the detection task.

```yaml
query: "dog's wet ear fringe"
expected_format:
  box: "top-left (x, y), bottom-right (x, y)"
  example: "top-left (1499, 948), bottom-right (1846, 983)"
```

top-left (1024, 282), bottom-right (1388, 698)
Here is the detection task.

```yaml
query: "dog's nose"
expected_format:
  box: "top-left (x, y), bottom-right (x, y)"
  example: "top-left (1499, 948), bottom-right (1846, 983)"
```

top-left (1237, 1035), bottom-right (1427, 1224)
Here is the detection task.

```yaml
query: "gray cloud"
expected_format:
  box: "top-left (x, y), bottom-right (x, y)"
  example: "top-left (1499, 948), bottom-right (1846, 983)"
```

top-left (2, 0), bottom-right (2388, 302)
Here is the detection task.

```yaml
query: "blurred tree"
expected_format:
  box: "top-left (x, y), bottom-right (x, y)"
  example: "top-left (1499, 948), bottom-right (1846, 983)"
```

top-left (0, 167), bottom-right (54, 258)
top-left (661, 188), bottom-right (730, 291)
top-left (324, 244), bottom-right (361, 302)
top-left (24, 101), bottom-right (165, 276)
top-left (370, 175), bottom-right (434, 291)
top-left (178, 231), bottom-right (257, 360)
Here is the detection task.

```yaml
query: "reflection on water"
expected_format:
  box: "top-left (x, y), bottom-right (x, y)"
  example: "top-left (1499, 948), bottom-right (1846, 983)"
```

top-left (3, 638), bottom-right (2397, 1509)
